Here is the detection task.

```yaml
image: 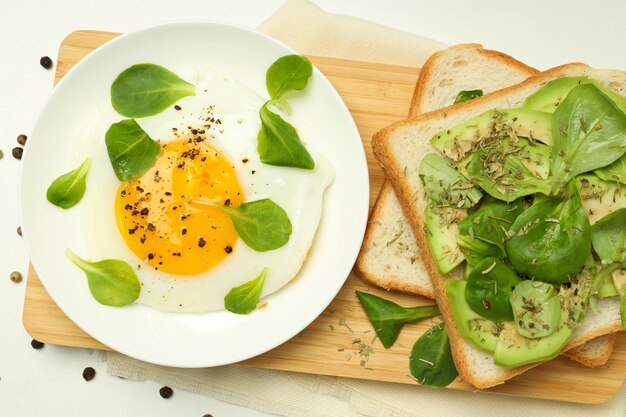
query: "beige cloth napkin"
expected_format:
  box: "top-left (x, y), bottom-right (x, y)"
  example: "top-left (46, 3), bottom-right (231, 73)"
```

top-left (106, 1), bottom-right (626, 415)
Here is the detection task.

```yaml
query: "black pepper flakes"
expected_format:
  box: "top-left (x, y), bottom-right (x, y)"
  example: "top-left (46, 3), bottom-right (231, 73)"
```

top-left (224, 198), bottom-right (231, 206)
top-left (181, 228), bottom-right (187, 235)
top-left (174, 105), bottom-right (182, 111)
top-left (198, 237), bottom-right (206, 248)
top-left (17, 226), bottom-right (22, 236)
top-left (202, 414), bottom-right (213, 417)
top-left (159, 386), bottom-right (173, 399)
top-left (40, 56), bottom-right (53, 69)
top-left (31, 339), bottom-right (44, 349)
top-left (224, 245), bottom-right (233, 254)
top-left (82, 367), bottom-right (96, 382)
top-left (147, 223), bottom-right (156, 232)
top-left (148, 253), bottom-right (155, 260)
top-left (12, 147), bottom-right (23, 160)
top-left (17, 134), bottom-right (27, 146)
top-left (140, 208), bottom-right (149, 216)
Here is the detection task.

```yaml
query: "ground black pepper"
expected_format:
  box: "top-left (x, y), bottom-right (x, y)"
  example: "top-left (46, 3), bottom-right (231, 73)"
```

top-left (17, 226), bottom-right (22, 236)
top-left (198, 237), bottom-right (206, 248)
top-left (40, 56), bottom-right (53, 69)
top-left (17, 134), bottom-right (27, 146)
top-left (159, 386), bottom-right (173, 399)
top-left (174, 105), bottom-right (182, 111)
top-left (31, 339), bottom-right (44, 349)
top-left (82, 367), bottom-right (96, 381)
top-left (12, 147), bottom-right (23, 159)
top-left (224, 245), bottom-right (232, 254)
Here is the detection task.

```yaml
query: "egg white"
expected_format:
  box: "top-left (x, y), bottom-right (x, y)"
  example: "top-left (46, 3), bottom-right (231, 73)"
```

top-left (80, 66), bottom-right (334, 312)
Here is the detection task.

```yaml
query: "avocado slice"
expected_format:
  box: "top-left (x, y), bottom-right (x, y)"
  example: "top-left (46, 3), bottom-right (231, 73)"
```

top-left (599, 270), bottom-right (619, 297)
top-left (577, 174), bottom-right (626, 225)
top-left (419, 153), bottom-right (482, 208)
top-left (524, 76), bottom-right (626, 115)
top-left (493, 288), bottom-right (574, 367)
top-left (424, 206), bottom-right (464, 274)
top-left (446, 280), bottom-right (505, 353)
top-left (430, 109), bottom-right (552, 162)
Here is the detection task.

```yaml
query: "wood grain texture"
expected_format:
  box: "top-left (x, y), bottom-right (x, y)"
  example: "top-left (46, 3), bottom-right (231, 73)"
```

top-left (23, 30), bottom-right (626, 404)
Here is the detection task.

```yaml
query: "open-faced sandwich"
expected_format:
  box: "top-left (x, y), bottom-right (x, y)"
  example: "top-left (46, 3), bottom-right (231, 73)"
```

top-left (371, 54), bottom-right (626, 388)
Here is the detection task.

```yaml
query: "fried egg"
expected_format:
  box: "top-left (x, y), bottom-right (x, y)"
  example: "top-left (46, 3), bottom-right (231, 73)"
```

top-left (80, 67), bottom-right (334, 312)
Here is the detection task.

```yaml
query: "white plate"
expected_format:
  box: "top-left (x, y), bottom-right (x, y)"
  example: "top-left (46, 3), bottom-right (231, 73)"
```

top-left (20, 22), bottom-right (368, 367)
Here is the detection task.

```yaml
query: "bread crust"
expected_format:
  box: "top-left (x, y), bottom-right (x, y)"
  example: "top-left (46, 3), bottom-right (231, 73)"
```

top-left (409, 44), bottom-right (537, 117)
top-left (372, 63), bottom-right (625, 388)
top-left (563, 334), bottom-right (617, 368)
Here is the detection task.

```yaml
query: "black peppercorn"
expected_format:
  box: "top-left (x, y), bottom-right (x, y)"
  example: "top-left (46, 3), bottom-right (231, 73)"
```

top-left (31, 339), bottom-right (44, 349)
top-left (159, 386), bottom-right (173, 399)
top-left (17, 134), bottom-right (27, 145)
top-left (12, 147), bottom-right (23, 160)
top-left (82, 367), bottom-right (96, 381)
top-left (224, 245), bottom-right (232, 254)
top-left (40, 56), bottom-right (53, 69)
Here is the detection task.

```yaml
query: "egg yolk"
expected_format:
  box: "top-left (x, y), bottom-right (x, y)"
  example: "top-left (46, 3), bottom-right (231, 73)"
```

top-left (115, 138), bottom-right (244, 275)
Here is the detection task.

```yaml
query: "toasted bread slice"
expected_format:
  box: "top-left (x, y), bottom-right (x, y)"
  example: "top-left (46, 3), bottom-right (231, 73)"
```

top-left (355, 44), bottom-right (615, 368)
top-left (371, 63), bottom-right (626, 388)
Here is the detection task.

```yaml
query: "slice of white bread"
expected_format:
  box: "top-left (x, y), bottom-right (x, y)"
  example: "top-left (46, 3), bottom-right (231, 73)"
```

top-left (371, 62), bottom-right (626, 388)
top-left (355, 44), bottom-right (614, 368)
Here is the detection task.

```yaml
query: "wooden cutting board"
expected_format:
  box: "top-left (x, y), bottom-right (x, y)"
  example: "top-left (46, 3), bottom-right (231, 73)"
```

top-left (23, 30), bottom-right (626, 404)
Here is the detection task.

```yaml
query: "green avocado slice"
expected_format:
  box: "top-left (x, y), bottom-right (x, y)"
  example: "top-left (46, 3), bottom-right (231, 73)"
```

top-left (493, 290), bottom-right (574, 368)
top-left (446, 280), bottom-right (504, 353)
top-left (430, 108), bottom-right (552, 162)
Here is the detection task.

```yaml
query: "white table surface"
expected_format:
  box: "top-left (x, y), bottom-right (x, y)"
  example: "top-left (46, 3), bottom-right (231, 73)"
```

top-left (2, 0), bottom-right (625, 416)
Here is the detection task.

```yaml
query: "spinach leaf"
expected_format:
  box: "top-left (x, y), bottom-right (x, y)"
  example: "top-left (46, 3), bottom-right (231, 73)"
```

top-left (111, 63), bottom-right (195, 118)
top-left (505, 181), bottom-right (591, 284)
top-left (266, 55), bottom-right (312, 100)
top-left (590, 208), bottom-right (626, 265)
top-left (195, 198), bottom-right (292, 251)
top-left (356, 291), bottom-right (440, 349)
top-left (409, 323), bottom-right (458, 388)
top-left (105, 119), bottom-right (160, 181)
top-left (454, 89), bottom-right (483, 104)
top-left (466, 146), bottom-right (550, 202)
top-left (65, 249), bottom-right (140, 307)
top-left (224, 268), bottom-right (267, 314)
top-left (550, 84), bottom-right (626, 194)
top-left (458, 197), bottom-right (523, 254)
top-left (594, 154), bottom-right (626, 185)
top-left (257, 104), bottom-right (315, 169)
top-left (419, 153), bottom-right (482, 208)
top-left (465, 257), bottom-right (521, 322)
top-left (46, 158), bottom-right (91, 209)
